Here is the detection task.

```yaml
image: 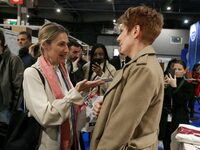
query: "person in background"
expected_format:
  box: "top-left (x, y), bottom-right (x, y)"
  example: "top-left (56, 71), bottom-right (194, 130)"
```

top-left (165, 59), bottom-right (195, 133)
top-left (78, 45), bottom-right (88, 67)
top-left (23, 22), bottom-right (104, 150)
top-left (83, 43), bottom-right (116, 95)
top-left (17, 31), bottom-right (36, 68)
top-left (192, 63), bottom-right (200, 98)
top-left (66, 40), bottom-right (87, 149)
top-left (81, 43), bottom-right (116, 146)
top-left (159, 58), bottom-right (177, 150)
top-left (191, 63), bottom-right (200, 118)
top-left (168, 59), bottom-right (195, 150)
top-left (164, 58), bottom-right (177, 75)
top-left (110, 52), bottom-right (131, 70)
top-left (90, 5), bottom-right (164, 150)
top-left (66, 40), bottom-right (87, 86)
top-left (0, 29), bottom-right (24, 148)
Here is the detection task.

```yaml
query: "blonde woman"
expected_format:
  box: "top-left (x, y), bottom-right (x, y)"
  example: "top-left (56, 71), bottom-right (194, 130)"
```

top-left (23, 22), bottom-right (103, 150)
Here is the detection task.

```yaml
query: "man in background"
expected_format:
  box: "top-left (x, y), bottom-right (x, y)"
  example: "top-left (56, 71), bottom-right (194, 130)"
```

top-left (66, 40), bottom-right (87, 86)
top-left (66, 40), bottom-right (88, 149)
top-left (17, 31), bottom-right (36, 68)
top-left (0, 29), bottom-right (24, 148)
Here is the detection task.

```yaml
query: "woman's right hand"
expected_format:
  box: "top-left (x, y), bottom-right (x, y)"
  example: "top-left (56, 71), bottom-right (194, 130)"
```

top-left (92, 63), bottom-right (103, 77)
top-left (75, 79), bottom-right (105, 92)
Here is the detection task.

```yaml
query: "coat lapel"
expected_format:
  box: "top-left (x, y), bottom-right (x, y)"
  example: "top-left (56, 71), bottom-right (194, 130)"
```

top-left (104, 69), bottom-right (123, 97)
top-left (104, 46), bottom-right (156, 98)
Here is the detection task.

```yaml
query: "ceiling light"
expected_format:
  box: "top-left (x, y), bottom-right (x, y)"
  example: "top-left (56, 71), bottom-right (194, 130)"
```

top-left (56, 8), bottom-right (61, 13)
top-left (166, 6), bottom-right (171, 10)
top-left (107, 0), bottom-right (112, 2)
top-left (113, 19), bottom-right (116, 23)
top-left (26, 15), bottom-right (30, 18)
top-left (184, 19), bottom-right (189, 24)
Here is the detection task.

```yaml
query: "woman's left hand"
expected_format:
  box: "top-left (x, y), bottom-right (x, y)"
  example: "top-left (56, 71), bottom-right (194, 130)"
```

top-left (165, 74), bottom-right (177, 87)
top-left (75, 79), bottom-right (105, 92)
top-left (93, 101), bottom-right (103, 117)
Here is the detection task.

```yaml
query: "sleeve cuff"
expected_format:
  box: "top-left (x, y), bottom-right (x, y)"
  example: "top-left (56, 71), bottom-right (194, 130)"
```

top-left (64, 88), bottom-right (84, 105)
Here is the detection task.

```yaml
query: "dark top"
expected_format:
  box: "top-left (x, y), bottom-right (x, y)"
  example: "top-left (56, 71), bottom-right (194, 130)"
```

top-left (68, 58), bottom-right (87, 86)
top-left (18, 47), bottom-right (36, 69)
top-left (110, 56), bottom-right (131, 70)
top-left (171, 77), bottom-right (195, 133)
top-left (0, 47), bottom-right (24, 123)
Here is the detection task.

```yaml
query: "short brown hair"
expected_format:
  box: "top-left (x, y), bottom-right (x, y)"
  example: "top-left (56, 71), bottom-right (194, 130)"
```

top-left (68, 40), bottom-right (81, 48)
top-left (118, 5), bottom-right (164, 44)
top-left (18, 31), bottom-right (32, 42)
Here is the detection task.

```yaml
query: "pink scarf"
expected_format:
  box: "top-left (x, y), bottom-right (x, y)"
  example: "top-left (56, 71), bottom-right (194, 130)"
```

top-left (39, 56), bottom-right (76, 150)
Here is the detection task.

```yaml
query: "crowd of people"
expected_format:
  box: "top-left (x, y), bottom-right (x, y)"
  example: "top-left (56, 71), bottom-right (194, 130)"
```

top-left (0, 5), bottom-right (199, 150)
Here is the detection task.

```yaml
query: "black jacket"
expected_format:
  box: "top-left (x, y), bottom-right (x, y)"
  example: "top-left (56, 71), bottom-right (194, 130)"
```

top-left (68, 58), bottom-right (87, 86)
top-left (18, 47), bottom-right (36, 69)
top-left (171, 77), bottom-right (195, 133)
top-left (110, 56), bottom-right (131, 70)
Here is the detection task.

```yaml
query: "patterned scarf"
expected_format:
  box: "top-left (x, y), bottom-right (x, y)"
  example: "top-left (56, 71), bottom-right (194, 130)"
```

top-left (39, 56), bottom-right (76, 150)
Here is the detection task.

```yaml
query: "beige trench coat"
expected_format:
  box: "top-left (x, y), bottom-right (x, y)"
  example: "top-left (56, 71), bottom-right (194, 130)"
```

top-left (90, 46), bottom-right (164, 150)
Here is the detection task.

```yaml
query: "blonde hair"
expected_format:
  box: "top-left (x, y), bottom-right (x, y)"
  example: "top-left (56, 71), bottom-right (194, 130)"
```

top-left (29, 43), bottom-right (41, 58)
top-left (29, 22), bottom-right (68, 56)
top-left (118, 5), bottom-right (164, 44)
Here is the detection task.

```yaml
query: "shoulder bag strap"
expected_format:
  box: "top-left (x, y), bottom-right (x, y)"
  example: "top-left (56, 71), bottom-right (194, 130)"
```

top-left (23, 67), bottom-right (45, 112)
top-left (32, 67), bottom-right (45, 86)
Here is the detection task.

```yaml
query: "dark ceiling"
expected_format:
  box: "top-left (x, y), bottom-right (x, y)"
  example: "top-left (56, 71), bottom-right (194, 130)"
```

top-left (0, 0), bottom-right (200, 44)
top-left (31, 0), bottom-right (200, 28)
top-left (1, 0), bottom-right (200, 27)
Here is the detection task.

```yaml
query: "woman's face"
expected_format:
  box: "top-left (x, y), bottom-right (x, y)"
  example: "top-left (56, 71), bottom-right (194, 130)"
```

top-left (117, 24), bottom-right (134, 57)
top-left (93, 47), bottom-right (105, 64)
top-left (43, 32), bottom-right (69, 65)
top-left (173, 63), bottom-right (186, 78)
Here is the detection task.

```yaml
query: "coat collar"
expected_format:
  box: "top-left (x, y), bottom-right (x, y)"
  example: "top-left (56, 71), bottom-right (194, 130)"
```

top-left (104, 45), bottom-right (156, 97)
top-left (126, 45), bottom-right (155, 66)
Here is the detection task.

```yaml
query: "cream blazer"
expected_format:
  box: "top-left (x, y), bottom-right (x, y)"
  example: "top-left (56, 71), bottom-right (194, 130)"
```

top-left (23, 62), bottom-right (83, 150)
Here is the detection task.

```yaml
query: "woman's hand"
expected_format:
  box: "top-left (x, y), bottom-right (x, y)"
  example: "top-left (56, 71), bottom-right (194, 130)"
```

top-left (93, 101), bottom-right (103, 117)
top-left (75, 79), bottom-right (105, 92)
top-left (164, 74), bottom-right (177, 88)
top-left (92, 63), bottom-right (103, 76)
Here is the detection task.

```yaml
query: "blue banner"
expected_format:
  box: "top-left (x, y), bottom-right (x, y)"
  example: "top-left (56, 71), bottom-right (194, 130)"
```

top-left (188, 22), bottom-right (200, 71)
